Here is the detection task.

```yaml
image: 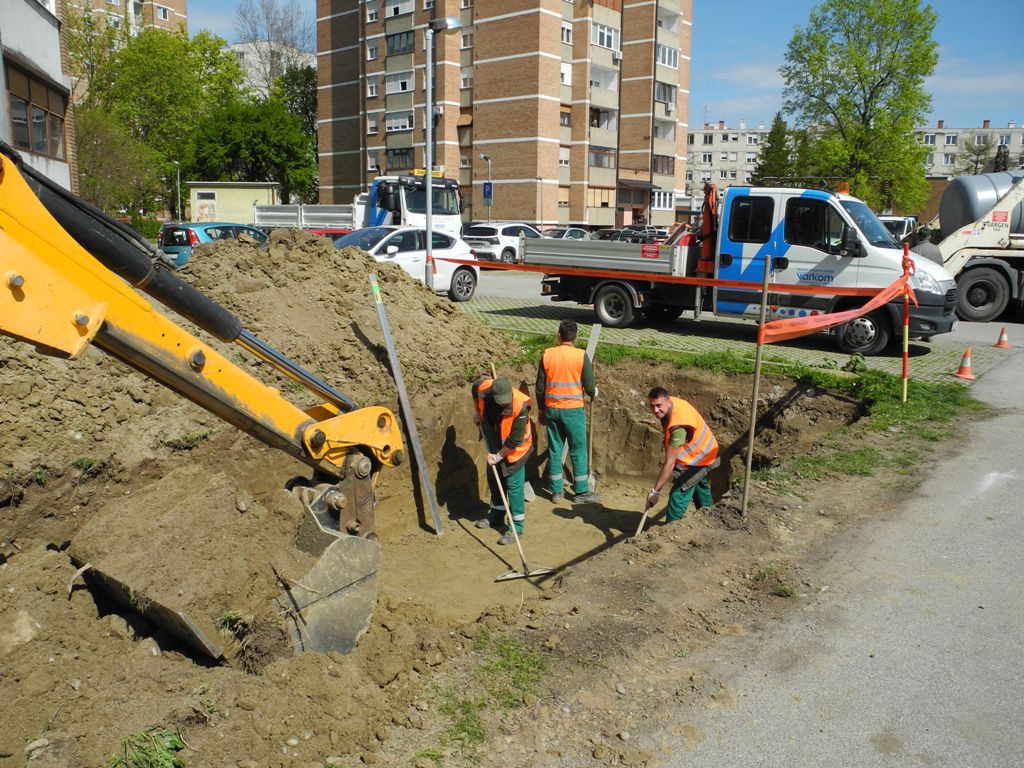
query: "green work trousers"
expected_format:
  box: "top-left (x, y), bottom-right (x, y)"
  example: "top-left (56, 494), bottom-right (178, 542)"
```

top-left (666, 475), bottom-right (714, 522)
top-left (544, 406), bottom-right (588, 494)
top-left (486, 461), bottom-right (526, 534)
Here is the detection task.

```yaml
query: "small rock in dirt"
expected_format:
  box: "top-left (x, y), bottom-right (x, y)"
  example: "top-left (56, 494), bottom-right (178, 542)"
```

top-left (523, 692), bottom-right (538, 706)
top-left (720, 580), bottom-right (729, 587)
top-left (543, 634), bottom-right (561, 650)
top-left (615, 682), bottom-right (627, 695)
top-left (103, 614), bottom-right (132, 640)
top-left (408, 713), bottom-right (425, 730)
top-left (70, 679), bottom-right (81, 691)
top-left (286, 738), bottom-right (300, 747)
top-left (414, 700), bottom-right (429, 711)
top-left (235, 492), bottom-right (252, 513)
top-left (618, 731), bottom-right (631, 741)
top-left (593, 745), bottom-right (610, 760)
top-left (362, 752), bottom-right (381, 764)
top-left (25, 738), bottom-right (49, 753)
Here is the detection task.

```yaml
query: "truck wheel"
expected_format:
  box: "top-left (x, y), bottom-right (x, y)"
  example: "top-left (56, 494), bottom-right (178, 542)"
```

top-left (836, 311), bottom-right (891, 356)
top-left (956, 267), bottom-right (1009, 322)
top-left (594, 285), bottom-right (635, 328)
top-left (448, 267), bottom-right (477, 302)
top-left (641, 305), bottom-right (684, 323)
top-left (501, 248), bottom-right (516, 264)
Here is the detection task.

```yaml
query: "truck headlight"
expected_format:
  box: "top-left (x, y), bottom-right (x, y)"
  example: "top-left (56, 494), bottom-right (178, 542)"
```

top-left (909, 271), bottom-right (940, 294)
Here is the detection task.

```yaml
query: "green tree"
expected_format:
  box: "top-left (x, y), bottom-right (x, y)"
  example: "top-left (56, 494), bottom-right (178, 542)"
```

top-left (272, 65), bottom-right (318, 201)
top-left (956, 136), bottom-right (993, 175)
top-left (186, 98), bottom-right (316, 202)
top-left (63, 5), bottom-right (128, 106)
top-left (75, 108), bottom-right (163, 214)
top-left (750, 112), bottom-right (792, 185)
top-left (780, 0), bottom-right (939, 210)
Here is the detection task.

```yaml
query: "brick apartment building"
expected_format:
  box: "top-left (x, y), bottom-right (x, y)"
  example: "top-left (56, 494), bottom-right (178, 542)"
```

top-left (317, 0), bottom-right (692, 228)
top-left (74, 0), bottom-right (188, 34)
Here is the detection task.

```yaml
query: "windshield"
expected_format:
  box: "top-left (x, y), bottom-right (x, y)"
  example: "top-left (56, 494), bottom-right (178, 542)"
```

top-left (465, 226), bottom-right (497, 237)
top-left (881, 220), bottom-right (904, 238)
top-left (840, 200), bottom-right (898, 248)
top-left (404, 186), bottom-right (460, 216)
top-left (333, 227), bottom-right (391, 251)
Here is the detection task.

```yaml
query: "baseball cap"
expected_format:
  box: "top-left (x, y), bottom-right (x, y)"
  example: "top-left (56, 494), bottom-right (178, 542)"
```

top-left (490, 377), bottom-right (513, 405)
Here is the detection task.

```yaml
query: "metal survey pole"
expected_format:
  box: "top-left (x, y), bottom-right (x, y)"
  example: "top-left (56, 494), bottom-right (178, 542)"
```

top-left (740, 253), bottom-right (774, 516)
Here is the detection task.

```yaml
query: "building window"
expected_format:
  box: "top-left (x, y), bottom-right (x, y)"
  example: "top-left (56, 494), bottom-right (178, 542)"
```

top-left (591, 23), bottom-right (620, 52)
top-left (652, 155), bottom-right (674, 175)
top-left (728, 152), bottom-right (737, 161)
top-left (560, 62), bottom-right (572, 86)
top-left (367, 76), bottom-right (379, 98)
top-left (461, 67), bottom-right (473, 89)
top-left (424, 0), bottom-right (434, 8)
top-left (460, 0), bottom-right (473, 7)
top-left (998, 134), bottom-right (1011, 146)
top-left (655, 44), bottom-right (678, 69)
top-left (589, 146), bottom-right (615, 168)
top-left (558, 187), bottom-right (570, 207)
top-left (654, 81), bottom-right (676, 105)
top-left (747, 134), bottom-right (758, 145)
top-left (560, 110), bottom-right (571, 127)
top-left (730, 171), bottom-right (737, 179)
top-left (653, 120), bottom-right (674, 140)
top-left (460, 31), bottom-right (474, 49)
top-left (651, 191), bottom-right (674, 210)
top-left (719, 152), bottom-right (728, 161)
top-left (384, 0), bottom-right (413, 17)
top-left (701, 152), bottom-right (712, 163)
top-left (385, 70), bottom-right (414, 94)
top-left (700, 171), bottom-right (711, 182)
top-left (386, 147), bottom-right (413, 170)
top-left (943, 153), bottom-right (956, 165)
top-left (719, 170), bottom-right (728, 179)
top-left (924, 153), bottom-right (934, 165)
top-left (945, 133), bottom-right (958, 145)
top-left (460, 154), bottom-right (471, 167)
top-left (385, 110), bottom-right (414, 132)
top-left (745, 152), bottom-right (757, 163)
top-left (156, 5), bottom-right (170, 20)
top-left (561, 23), bottom-right (572, 44)
top-left (974, 133), bottom-right (990, 146)
top-left (367, 1), bottom-right (378, 21)
top-left (587, 187), bottom-right (614, 207)
top-left (367, 150), bottom-right (380, 171)
top-left (386, 31), bottom-right (415, 56)
top-left (728, 133), bottom-right (739, 142)
top-left (703, 134), bottom-right (713, 145)
top-left (367, 41), bottom-right (378, 60)
top-left (559, 146), bottom-right (570, 167)
top-left (367, 114), bottom-right (378, 134)
top-left (5, 64), bottom-right (66, 160)
top-left (922, 133), bottom-right (935, 145)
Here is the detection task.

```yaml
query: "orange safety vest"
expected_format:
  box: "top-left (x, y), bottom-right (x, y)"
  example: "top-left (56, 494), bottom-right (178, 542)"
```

top-left (541, 345), bottom-right (586, 409)
top-left (476, 378), bottom-right (534, 463)
top-left (663, 396), bottom-right (718, 470)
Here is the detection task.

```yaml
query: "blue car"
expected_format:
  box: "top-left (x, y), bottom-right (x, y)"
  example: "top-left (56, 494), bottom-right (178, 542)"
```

top-left (157, 221), bottom-right (268, 268)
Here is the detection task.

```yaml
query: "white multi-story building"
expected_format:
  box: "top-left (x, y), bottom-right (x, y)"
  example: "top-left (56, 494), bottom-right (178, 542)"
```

top-left (684, 119), bottom-right (770, 211)
top-left (918, 119), bottom-right (1024, 177)
top-left (226, 42), bottom-right (315, 98)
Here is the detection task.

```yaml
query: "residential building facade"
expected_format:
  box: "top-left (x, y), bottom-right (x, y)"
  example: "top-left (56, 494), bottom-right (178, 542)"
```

top-left (227, 42), bottom-right (316, 98)
top-left (317, 0), bottom-right (692, 228)
top-left (73, 0), bottom-right (188, 35)
top-left (918, 119), bottom-right (1024, 177)
top-left (1, 0), bottom-right (76, 190)
top-left (684, 118), bottom-right (769, 211)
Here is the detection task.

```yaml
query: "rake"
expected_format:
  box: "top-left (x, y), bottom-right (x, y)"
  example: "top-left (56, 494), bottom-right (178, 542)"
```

top-left (491, 464), bottom-right (554, 581)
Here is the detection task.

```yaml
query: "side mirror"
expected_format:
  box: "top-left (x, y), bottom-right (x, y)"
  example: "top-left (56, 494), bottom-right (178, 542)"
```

top-left (386, 245), bottom-right (399, 256)
top-left (379, 184), bottom-right (399, 212)
top-left (840, 228), bottom-right (864, 258)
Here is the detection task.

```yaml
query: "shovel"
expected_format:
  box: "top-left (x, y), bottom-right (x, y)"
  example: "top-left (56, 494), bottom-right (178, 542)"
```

top-left (491, 464), bottom-right (554, 581)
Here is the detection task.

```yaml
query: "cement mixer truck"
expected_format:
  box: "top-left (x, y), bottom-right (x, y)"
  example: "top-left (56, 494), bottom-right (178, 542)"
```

top-left (932, 170), bottom-right (1024, 322)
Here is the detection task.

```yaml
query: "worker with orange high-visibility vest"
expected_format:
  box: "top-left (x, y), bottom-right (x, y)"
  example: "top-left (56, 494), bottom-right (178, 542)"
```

top-left (645, 386), bottom-right (720, 522)
top-left (471, 376), bottom-right (535, 546)
top-left (536, 320), bottom-right (600, 504)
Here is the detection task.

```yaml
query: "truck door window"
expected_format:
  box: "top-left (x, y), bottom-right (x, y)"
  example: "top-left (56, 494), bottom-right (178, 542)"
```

top-left (785, 198), bottom-right (844, 252)
top-left (728, 196), bottom-right (774, 243)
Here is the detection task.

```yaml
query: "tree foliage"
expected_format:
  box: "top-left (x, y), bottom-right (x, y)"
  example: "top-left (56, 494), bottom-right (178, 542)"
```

top-left (234, 0), bottom-right (314, 96)
top-left (63, 4), bottom-right (127, 106)
top-left (956, 136), bottom-right (993, 176)
top-left (750, 112), bottom-right (792, 185)
top-left (75, 107), bottom-right (163, 213)
top-left (780, 0), bottom-right (938, 210)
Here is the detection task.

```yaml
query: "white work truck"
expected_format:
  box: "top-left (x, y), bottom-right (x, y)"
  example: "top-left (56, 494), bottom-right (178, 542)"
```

top-left (523, 186), bottom-right (958, 355)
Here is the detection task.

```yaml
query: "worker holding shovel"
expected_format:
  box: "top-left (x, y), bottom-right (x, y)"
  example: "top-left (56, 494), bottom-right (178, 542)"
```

top-left (536, 320), bottom-right (601, 504)
top-left (643, 387), bottom-right (720, 526)
top-left (472, 377), bottom-right (534, 546)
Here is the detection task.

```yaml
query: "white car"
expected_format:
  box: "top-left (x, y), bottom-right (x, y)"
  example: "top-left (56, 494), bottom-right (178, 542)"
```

top-left (463, 222), bottom-right (543, 263)
top-left (542, 227), bottom-right (591, 240)
top-left (333, 226), bottom-right (479, 301)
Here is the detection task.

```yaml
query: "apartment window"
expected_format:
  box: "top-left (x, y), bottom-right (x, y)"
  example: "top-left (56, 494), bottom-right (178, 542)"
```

top-left (654, 81), bottom-right (676, 105)
top-left (558, 187), bottom-right (570, 207)
top-left (386, 31), bottom-right (415, 56)
top-left (653, 121), bottom-right (675, 140)
top-left (460, 31), bottom-right (474, 49)
top-left (728, 133), bottom-right (739, 142)
top-left (703, 134), bottom-right (713, 145)
top-left (560, 110), bottom-right (571, 127)
top-left (975, 133), bottom-right (990, 146)
top-left (720, 152), bottom-right (728, 161)
top-left (719, 170), bottom-right (728, 179)
top-left (590, 108), bottom-right (615, 130)
top-left (424, 0), bottom-right (434, 7)
top-left (925, 153), bottom-right (934, 165)
top-left (386, 147), bottom-right (413, 170)
top-left (651, 191), bottom-right (674, 210)
top-left (589, 146), bottom-right (615, 169)
top-left (367, 1), bottom-right (378, 20)
top-left (366, 76), bottom-right (379, 98)
top-left (561, 23), bottom-right (572, 44)
top-left (385, 110), bottom-right (414, 132)
top-left (922, 133), bottom-right (935, 145)
top-left (384, 0), bottom-right (413, 17)
top-left (367, 150), bottom-right (380, 171)
top-left (945, 133), bottom-right (958, 145)
top-left (730, 171), bottom-right (738, 180)
top-left (745, 152), bottom-right (757, 163)
top-left (998, 134), bottom-right (1011, 146)
top-left (460, 67), bottom-right (473, 89)
top-left (367, 41), bottom-right (378, 60)
top-left (587, 188), bottom-right (614, 207)
top-left (652, 155), bottom-right (674, 175)
top-left (560, 62), bottom-right (572, 86)
top-left (156, 4), bottom-right (170, 20)
top-left (5, 63), bottom-right (66, 160)
top-left (701, 152), bottom-right (712, 163)
top-left (385, 70), bottom-right (414, 94)
top-left (559, 146), bottom-right (570, 167)
top-left (747, 134), bottom-right (759, 145)
top-left (367, 114), bottom-right (379, 135)
top-left (655, 44), bottom-right (678, 69)
top-left (460, 154), bottom-right (471, 167)
top-left (460, 0), bottom-right (473, 7)
top-left (700, 171), bottom-right (712, 182)
top-left (687, 134), bottom-right (694, 145)
top-left (728, 152), bottom-right (737, 161)
top-left (592, 23), bottom-right (620, 52)
top-left (943, 153), bottom-right (956, 165)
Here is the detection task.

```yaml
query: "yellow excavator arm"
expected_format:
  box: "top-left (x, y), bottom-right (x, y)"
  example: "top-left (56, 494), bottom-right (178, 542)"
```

top-left (0, 142), bottom-right (404, 657)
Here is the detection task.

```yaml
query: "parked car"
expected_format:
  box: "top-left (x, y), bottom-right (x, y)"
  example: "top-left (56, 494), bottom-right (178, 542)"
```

top-left (462, 222), bottom-right (543, 263)
top-left (333, 226), bottom-right (479, 301)
top-left (157, 222), bottom-right (268, 268)
top-left (542, 227), bottom-right (591, 240)
top-left (592, 228), bottom-right (621, 240)
top-left (624, 225), bottom-right (669, 241)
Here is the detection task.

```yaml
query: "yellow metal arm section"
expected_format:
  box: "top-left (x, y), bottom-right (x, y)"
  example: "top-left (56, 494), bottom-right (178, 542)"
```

top-left (0, 154), bottom-right (403, 476)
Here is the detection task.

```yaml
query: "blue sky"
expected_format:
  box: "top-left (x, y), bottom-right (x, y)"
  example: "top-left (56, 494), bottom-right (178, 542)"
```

top-left (190, 0), bottom-right (1024, 130)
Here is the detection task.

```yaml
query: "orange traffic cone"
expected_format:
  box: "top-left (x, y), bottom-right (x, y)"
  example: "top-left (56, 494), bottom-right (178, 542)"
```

top-left (953, 347), bottom-right (976, 381)
top-left (994, 327), bottom-right (1011, 349)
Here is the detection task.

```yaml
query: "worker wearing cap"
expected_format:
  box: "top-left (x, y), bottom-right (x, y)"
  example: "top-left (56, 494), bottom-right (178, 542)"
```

top-left (645, 387), bottom-right (720, 522)
top-left (471, 376), bottom-right (534, 545)
top-left (536, 320), bottom-right (601, 503)
top-left (911, 226), bottom-right (943, 265)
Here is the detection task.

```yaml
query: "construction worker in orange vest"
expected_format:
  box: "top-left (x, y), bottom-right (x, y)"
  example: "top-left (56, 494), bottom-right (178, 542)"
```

top-left (645, 386), bottom-right (720, 522)
top-left (536, 320), bottom-right (601, 504)
top-left (471, 376), bottom-right (535, 545)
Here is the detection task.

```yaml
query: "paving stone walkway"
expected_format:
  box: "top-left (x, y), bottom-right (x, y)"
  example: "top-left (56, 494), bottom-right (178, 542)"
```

top-left (460, 296), bottom-right (1007, 384)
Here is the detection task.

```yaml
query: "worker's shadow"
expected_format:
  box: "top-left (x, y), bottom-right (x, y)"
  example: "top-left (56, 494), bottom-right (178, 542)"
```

top-left (552, 502), bottom-right (638, 544)
top-left (435, 425), bottom-right (481, 520)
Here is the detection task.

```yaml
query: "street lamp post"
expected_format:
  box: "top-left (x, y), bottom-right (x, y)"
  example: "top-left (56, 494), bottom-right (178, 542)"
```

top-left (536, 176), bottom-right (544, 229)
top-left (479, 152), bottom-right (492, 223)
top-left (173, 160), bottom-right (181, 221)
top-left (424, 16), bottom-right (462, 291)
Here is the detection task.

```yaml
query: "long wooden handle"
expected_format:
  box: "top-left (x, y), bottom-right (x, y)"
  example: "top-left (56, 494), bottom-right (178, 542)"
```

top-left (491, 463), bottom-right (529, 570)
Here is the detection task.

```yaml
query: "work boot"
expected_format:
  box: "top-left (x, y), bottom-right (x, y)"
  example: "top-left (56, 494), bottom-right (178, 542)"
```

top-left (572, 491), bottom-right (603, 505)
top-left (551, 492), bottom-right (564, 502)
top-left (497, 532), bottom-right (518, 546)
top-left (475, 518), bottom-right (492, 529)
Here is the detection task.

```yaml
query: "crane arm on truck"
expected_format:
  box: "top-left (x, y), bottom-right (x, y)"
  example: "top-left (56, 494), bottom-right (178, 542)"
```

top-left (0, 141), bottom-right (405, 659)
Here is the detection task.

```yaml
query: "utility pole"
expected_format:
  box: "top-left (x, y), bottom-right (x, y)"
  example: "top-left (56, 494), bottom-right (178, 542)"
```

top-left (173, 160), bottom-right (181, 221)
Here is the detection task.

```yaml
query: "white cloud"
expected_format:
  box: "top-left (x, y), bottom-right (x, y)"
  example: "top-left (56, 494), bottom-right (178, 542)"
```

top-left (707, 62), bottom-right (784, 92)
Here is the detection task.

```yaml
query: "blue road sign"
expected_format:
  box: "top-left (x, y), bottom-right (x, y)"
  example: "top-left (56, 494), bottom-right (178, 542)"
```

top-left (483, 182), bottom-right (493, 203)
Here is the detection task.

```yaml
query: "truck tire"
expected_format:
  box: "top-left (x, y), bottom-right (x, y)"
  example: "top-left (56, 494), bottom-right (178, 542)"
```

top-left (448, 267), bottom-right (477, 302)
top-left (956, 267), bottom-right (1009, 322)
top-left (836, 310), bottom-right (891, 356)
top-left (594, 285), bottom-right (635, 328)
top-left (501, 248), bottom-right (516, 264)
top-left (641, 305), bottom-right (684, 323)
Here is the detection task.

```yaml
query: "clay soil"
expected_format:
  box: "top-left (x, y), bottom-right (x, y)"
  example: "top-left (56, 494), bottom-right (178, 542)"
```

top-left (1, 230), bottom-right (919, 767)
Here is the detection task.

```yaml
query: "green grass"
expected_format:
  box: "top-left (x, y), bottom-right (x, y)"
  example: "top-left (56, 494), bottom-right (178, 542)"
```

top-left (71, 453), bottom-right (117, 480)
top-left (214, 609), bottom-right (248, 635)
top-left (108, 729), bottom-right (184, 768)
top-left (475, 631), bottom-right (545, 709)
top-left (30, 465), bottom-right (53, 487)
top-left (162, 431), bottom-right (212, 451)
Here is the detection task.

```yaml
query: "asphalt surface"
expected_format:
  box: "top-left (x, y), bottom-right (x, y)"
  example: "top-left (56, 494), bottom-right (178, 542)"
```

top-left (658, 344), bottom-right (1024, 766)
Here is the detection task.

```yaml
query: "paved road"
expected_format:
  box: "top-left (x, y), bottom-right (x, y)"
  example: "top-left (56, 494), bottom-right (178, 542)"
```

top-left (660, 346), bottom-right (1024, 767)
